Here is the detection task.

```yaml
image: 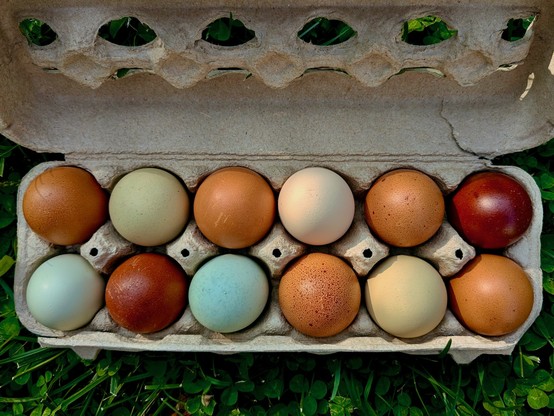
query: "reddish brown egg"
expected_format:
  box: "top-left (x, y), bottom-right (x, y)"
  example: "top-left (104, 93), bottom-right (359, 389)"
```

top-left (278, 253), bottom-right (361, 337)
top-left (447, 171), bottom-right (533, 249)
top-left (364, 169), bottom-right (445, 247)
top-left (448, 254), bottom-right (534, 336)
top-left (193, 167), bottom-right (276, 249)
top-left (105, 253), bottom-right (188, 333)
top-left (22, 166), bottom-right (108, 245)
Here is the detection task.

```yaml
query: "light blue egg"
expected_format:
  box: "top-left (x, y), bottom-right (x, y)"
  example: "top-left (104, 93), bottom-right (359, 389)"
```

top-left (188, 254), bottom-right (269, 333)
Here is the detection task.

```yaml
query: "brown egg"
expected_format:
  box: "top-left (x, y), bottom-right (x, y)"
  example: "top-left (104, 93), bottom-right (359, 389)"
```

top-left (22, 166), bottom-right (108, 245)
top-left (193, 167), bottom-right (275, 249)
top-left (278, 253), bottom-right (361, 337)
top-left (105, 253), bottom-right (188, 333)
top-left (364, 169), bottom-right (445, 247)
top-left (448, 254), bottom-right (534, 336)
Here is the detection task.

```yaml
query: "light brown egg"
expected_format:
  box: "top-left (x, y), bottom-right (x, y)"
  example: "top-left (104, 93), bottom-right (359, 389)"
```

top-left (278, 253), bottom-right (361, 337)
top-left (22, 166), bottom-right (108, 245)
top-left (193, 167), bottom-right (275, 249)
top-left (364, 169), bottom-right (445, 247)
top-left (105, 253), bottom-right (188, 334)
top-left (448, 254), bottom-right (534, 336)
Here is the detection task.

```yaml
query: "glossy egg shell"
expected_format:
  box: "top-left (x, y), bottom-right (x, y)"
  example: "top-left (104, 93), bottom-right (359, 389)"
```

top-left (22, 166), bottom-right (108, 245)
top-left (193, 167), bottom-right (275, 249)
top-left (278, 253), bottom-right (361, 337)
top-left (105, 253), bottom-right (188, 333)
top-left (448, 254), bottom-right (534, 336)
top-left (447, 171), bottom-right (533, 249)
top-left (364, 169), bottom-right (445, 247)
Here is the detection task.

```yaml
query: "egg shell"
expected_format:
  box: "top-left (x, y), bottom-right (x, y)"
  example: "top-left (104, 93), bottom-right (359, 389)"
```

top-left (105, 253), bottom-right (188, 334)
top-left (109, 168), bottom-right (190, 246)
top-left (22, 166), bottom-right (109, 246)
top-left (447, 171), bottom-right (533, 249)
top-left (26, 254), bottom-right (105, 331)
top-left (448, 254), bottom-right (534, 336)
top-left (365, 255), bottom-right (447, 338)
top-left (278, 167), bottom-right (355, 245)
top-left (188, 254), bottom-right (269, 333)
top-left (193, 167), bottom-right (276, 249)
top-left (364, 169), bottom-right (445, 247)
top-left (278, 252), bottom-right (361, 337)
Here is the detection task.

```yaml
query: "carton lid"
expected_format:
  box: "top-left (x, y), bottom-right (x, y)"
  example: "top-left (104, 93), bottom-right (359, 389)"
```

top-left (1, 1), bottom-right (553, 159)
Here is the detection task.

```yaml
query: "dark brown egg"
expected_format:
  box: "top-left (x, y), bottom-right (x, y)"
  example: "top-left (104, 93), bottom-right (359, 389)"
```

top-left (22, 166), bottom-right (108, 245)
top-left (448, 254), bottom-right (534, 336)
top-left (105, 253), bottom-right (188, 333)
top-left (193, 166), bottom-right (276, 249)
top-left (278, 253), bottom-right (361, 337)
top-left (364, 169), bottom-right (445, 247)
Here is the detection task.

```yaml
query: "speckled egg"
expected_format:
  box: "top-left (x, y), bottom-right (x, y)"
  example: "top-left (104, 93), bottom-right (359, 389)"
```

top-left (105, 253), bottom-right (188, 334)
top-left (22, 166), bottom-right (108, 245)
top-left (448, 254), bottom-right (534, 336)
top-left (109, 168), bottom-right (190, 246)
top-left (365, 255), bottom-right (447, 338)
top-left (364, 169), bottom-right (445, 247)
top-left (188, 254), bottom-right (269, 333)
top-left (278, 167), bottom-right (355, 245)
top-left (193, 167), bottom-right (275, 249)
top-left (278, 253), bottom-right (361, 337)
top-left (26, 254), bottom-right (105, 331)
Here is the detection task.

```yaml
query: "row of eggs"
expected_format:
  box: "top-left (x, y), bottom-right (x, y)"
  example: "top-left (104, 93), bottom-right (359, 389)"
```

top-left (22, 165), bottom-right (534, 250)
top-left (26, 250), bottom-right (534, 339)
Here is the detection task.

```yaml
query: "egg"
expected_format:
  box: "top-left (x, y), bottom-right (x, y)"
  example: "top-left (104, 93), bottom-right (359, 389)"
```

top-left (365, 255), bottom-right (447, 338)
top-left (447, 171), bottom-right (533, 249)
top-left (193, 167), bottom-right (275, 249)
top-left (188, 254), bottom-right (269, 333)
top-left (278, 167), bottom-right (355, 245)
top-left (109, 168), bottom-right (190, 246)
top-left (22, 166), bottom-right (108, 245)
top-left (105, 253), bottom-right (188, 334)
top-left (364, 169), bottom-right (444, 247)
top-left (278, 253), bottom-right (361, 337)
top-left (26, 254), bottom-right (105, 331)
top-left (447, 254), bottom-right (534, 336)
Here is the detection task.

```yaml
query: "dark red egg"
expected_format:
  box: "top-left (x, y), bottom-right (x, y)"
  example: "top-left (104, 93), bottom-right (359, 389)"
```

top-left (447, 171), bottom-right (533, 249)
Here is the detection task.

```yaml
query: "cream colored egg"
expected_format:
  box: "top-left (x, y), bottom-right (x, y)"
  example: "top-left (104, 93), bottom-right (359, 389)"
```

top-left (109, 168), bottom-right (190, 246)
top-left (278, 167), bottom-right (355, 245)
top-left (365, 255), bottom-right (447, 338)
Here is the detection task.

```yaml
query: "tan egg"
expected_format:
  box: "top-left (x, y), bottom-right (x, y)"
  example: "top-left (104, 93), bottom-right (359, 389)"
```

top-left (193, 167), bottom-right (275, 249)
top-left (364, 169), bottom-right (445, 247)
top-left (22, 166), bottom-right (108, 245)
top-left (278, 253), bottom-right (361, 337)
top-left (105, 253), bottom-right (188, 334)
top-left (448, 254), bottom-right (534, 336)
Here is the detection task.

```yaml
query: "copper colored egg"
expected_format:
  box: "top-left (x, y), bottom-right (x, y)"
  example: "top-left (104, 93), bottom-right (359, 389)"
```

top-left (22, 166), bottom-right (108, 245)
top-left (105, 253), bottom-right (188, 333)
top-left (364, 169), bottom-right (445, 247)
top-left (278, 253), bottom-right (361, 337)
top-left (448, 254), bottom-right (534, 336)
top-left (193, 166), bottom-right (276, 249)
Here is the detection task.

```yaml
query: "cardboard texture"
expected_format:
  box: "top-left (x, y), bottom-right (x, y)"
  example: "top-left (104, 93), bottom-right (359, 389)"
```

top-left (1, 0), bottom-right (553, 363)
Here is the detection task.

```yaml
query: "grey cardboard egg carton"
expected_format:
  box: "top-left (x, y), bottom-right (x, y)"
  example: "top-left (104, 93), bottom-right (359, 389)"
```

top-left (2, 0), bottom-right (553, 363)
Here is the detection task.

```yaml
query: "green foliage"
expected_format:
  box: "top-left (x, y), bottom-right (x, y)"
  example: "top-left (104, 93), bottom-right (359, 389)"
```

top-left (202, 15), bottom-right (256, 46)
top-left (298, 18), bottom-right (357, 46)
top-left (98, 17), bottom-right (157, 47)
top-left (402, 16), bottom-right (457, 46)
top-left (502, 16), bottom-right (536, 42)
top-left (19, 18), bottom-right (58, 47)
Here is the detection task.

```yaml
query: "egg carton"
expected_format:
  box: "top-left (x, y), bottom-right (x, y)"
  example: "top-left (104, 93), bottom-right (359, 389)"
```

top-left (2, 0), bottom-right (553, 363)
